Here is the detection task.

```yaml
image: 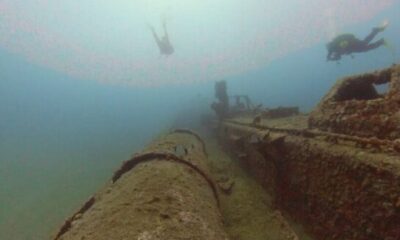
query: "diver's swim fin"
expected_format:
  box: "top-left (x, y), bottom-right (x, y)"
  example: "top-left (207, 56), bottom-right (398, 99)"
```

top-left (383, 39), bottom-right (389, 47)
top-left (377, 20), bottom-right (389, 32)
top-left (383, 39), bottom-right (396, 60)
top-left (383, 39), bottom-right (394, 51)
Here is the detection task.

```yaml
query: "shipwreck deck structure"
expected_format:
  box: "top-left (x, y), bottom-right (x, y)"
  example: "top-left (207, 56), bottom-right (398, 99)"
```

top-left (217, 65), bottom-right (400, 240)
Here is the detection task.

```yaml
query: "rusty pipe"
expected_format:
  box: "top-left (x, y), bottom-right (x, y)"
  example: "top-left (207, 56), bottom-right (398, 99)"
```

top-left (53, 129), bottom-right (228, 240)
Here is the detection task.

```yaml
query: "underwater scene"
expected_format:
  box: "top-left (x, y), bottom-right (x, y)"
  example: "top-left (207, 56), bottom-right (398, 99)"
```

top-left (0, 1), bottom-right (399, 239)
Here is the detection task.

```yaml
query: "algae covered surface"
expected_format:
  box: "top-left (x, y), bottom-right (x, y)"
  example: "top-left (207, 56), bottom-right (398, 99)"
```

top-left (55, 132), bottom-right (229, 240)
top-left (203, 133), bottom-right (313, 240)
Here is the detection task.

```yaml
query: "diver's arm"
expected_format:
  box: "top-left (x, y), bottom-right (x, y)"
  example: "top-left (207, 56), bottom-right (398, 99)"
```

top-left (327, 50), bottom-right (333, 61)
top-left (331, 53), bottom-right (341, 61)
top-left (327, 51), bottom-right (341, 61)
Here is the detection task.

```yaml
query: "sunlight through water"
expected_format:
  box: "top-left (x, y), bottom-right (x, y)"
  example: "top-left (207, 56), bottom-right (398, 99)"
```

top-left (0, 0), bottom-right (395, 86)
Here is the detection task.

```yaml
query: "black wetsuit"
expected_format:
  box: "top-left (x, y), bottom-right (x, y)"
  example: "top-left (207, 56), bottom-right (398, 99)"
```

top-left (327, 28), bottom-right (385, 61)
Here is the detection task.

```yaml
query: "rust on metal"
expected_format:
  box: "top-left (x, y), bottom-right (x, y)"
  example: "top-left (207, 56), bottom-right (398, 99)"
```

top-left (112, 151), bottom-right (219, 206)
top-left (225, 119), bottom-right (400, 154)
top-left (54, 197), bottom-right (95, 240)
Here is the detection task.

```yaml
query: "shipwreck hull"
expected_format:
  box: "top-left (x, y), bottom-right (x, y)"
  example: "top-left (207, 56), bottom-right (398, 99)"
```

top-left (219, 120), bottom-right (400, 239)
top-left (216, 65), bottom-right (400, 240)
top-left (54, 130), bottom-right (228, 240)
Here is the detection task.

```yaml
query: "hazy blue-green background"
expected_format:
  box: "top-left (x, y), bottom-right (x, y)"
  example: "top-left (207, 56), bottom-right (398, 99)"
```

top-left (0, 1), bottom-right (399, 239)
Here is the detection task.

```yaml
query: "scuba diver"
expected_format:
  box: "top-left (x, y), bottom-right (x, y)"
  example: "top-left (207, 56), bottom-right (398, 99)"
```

top-left (148, 19), bottom-right (174, 56)
top-left (326, 21), bottom-right (389, 62)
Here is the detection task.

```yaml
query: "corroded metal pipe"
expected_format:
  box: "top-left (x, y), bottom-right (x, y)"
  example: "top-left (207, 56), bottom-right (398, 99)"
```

top-left (54, 129), bottom-right (228, 240)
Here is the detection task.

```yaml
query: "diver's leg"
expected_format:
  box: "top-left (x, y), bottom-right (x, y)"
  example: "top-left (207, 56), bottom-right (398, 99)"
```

top-left (362, 28), bottom-right (381, 45)
top-left (362, 21), bottom-right (388, 45)
top-left (363, 39), bottom-right (385, 52)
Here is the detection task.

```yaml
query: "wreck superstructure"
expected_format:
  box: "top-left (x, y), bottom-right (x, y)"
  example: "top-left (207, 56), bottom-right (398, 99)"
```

top-left (309, 65), bottom-right (400, 141)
